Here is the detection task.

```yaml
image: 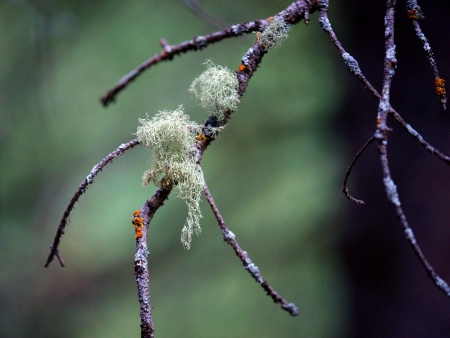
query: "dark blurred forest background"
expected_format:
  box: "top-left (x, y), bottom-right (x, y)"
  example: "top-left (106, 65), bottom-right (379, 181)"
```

top-left (1, 0), bottom-right (449, 337)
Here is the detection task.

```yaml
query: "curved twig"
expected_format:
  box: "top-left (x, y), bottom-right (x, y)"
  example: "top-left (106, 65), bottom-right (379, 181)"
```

top-left (44, 139), bottom-right (140, 267)
top-left (343, 135), bottom-right (375, 205)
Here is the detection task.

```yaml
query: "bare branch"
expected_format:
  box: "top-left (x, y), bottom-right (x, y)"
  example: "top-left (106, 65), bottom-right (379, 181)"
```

top-left (203, 181), bottom-right (299, 316)
top-left (44, 139), bottom-right (140, 267)
top-left (388, 111), bottom-right (450, 165)
top-left (318, 6), bottom-right (380, 100)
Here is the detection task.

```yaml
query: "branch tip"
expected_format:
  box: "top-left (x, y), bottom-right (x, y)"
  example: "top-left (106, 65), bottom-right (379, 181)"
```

top-left (203, 182), bottom-right (298, 316)
top-left (45, 139), bottom-right (140, 267)
top-left (45, 245), bottom-right (65, 268)
top-left (343, 135), bottom-right (375, 206)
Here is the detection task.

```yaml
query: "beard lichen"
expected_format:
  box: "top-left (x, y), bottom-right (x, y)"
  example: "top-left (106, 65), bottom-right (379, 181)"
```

top-left (136, 106), bottom-right (204, 249)
top-left (257, 17), bottom-right (290, 51)
top-left (189, 60), bottom-right (239, 123)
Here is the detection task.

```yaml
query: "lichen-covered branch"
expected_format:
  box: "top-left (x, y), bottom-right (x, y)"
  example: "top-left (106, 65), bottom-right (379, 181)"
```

top-left (133, 187), bottom-right (172, 338)
top-left (318, 6), bottom-right (450, 165)
top-left (319, 0), bottom-right (450, 298)
top-left (376, 0), bottom-right (450, 298)
top-left (406, 0), bottom-right (447, 110)
top-left (101, 0), bottom-right (316, 107)
top-left (136, 107), bottom-right (204, 249)
top-left (125, 3), bottom-right (315, 333)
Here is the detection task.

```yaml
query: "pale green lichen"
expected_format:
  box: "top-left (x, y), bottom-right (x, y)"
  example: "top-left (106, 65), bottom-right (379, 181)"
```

top-left (136, 106), bottom-right (205, 249)
top-left (189, 60), bottom-right (239, 122)
top-left (258, 17), bottom-right (290, 51)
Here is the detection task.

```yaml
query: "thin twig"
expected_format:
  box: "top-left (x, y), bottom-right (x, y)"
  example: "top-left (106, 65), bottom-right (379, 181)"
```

top-left (343, 135), bottom-right (375, 205)
top-left (388, 111), bottom-right (450, 165)
top-left (203, 181), bottom-right (299, 316)
top-left (100, 22), bottom-right (264, 107)
top-left (406, 0), bottom-right (447, 110)
top-left (44, 139), bottom-right (140, 267)
top-left (318, 4), bottom-right (380, 100)
top-left (101, 0), bottom-right (317, 107)
top-left (183, 0), bottom-right (229, 29)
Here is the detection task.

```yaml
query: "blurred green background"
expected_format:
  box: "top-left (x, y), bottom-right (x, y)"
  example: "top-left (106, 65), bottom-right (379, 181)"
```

top-left (0, 1), bottom-right (351, 336)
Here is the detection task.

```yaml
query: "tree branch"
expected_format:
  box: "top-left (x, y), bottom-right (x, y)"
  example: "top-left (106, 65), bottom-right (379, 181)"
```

top-left (203, 181), bottom-right (299, 316)
top-left (125, 3), bottom-right (315, 333)
top-left (44, 139), bottom-right (140, 267)
top-left (100, 0), bottom-right (316, 107)
top-left (318, 6), bottom-right (450, 165)
top-left (320, 0), bottom-right (450, 298)
top-left (406, 0), bottom-right (447, 110)
top-left (133, 187), bottom-right (172, 338)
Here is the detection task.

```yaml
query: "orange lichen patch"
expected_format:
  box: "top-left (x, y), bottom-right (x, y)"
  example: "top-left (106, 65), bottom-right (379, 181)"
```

top-left (135, 226), bottom-right (143, 239)
top-left (133, 217), bottom-right (144, 226)
top-left (132, 210), bottom-right (144, 239)
top-left (267, 16), bottom-right (274, 22)
top-left (407, 9), bottom-right (423, 20)
top-left (238, 63), bottom-right (246, 72)
top-left (195, 133), bottom-right (207, 142)
top-left (376, 116), bottom-right (381, 126)
top-left (435, 77), bottom-right (446, 97)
